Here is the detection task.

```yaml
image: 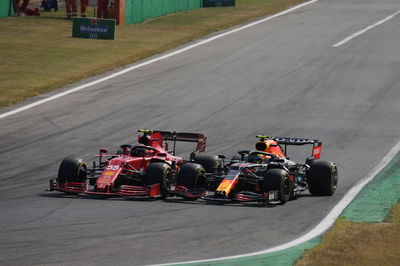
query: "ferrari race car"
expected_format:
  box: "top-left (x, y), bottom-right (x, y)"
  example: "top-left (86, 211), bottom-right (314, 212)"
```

top-left (174, 135), bottom-right (338, 204)
top-left (49, 129), bottom-right (211, 199)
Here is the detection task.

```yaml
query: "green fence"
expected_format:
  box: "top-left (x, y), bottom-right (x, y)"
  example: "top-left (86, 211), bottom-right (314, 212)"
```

top-left (0, 0), bottom-right (15, 18)
top-left (125, 0), bottom-right (202, 25)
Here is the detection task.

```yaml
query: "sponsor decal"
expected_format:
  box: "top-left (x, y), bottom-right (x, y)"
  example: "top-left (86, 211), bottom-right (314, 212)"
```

top-left (79, 25), bottom-right (108, 34)
top-left (72, 18), bottom-right (116, 40)
top-left (103, 171), bottom-right (115, 176)
top-left (274, 137), bottom-right (315, 144)
top-left (313, 146), bottom-right (322, 159)
top-left (252, 166), bottom-right (268, 173)
top-left (97, 176), bottom-right (113, 183)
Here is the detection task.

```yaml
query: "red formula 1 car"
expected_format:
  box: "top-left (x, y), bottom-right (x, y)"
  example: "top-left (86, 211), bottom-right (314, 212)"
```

top-left (175, 135), bottom-right (338, 204)
top-left (48, 130), bottom-right (208, 198)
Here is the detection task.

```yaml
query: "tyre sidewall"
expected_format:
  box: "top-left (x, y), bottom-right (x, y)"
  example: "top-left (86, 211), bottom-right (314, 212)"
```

top-left (57, 157), bottom-right (87, 184)
top-left (144, 162), bottom-right (172, 197)
top-left (194, 154), bottom-right (222, 175)
top-left (176, 163), bottom-right (205, 189)
top-left (263, 169), bottom-right (291, 204)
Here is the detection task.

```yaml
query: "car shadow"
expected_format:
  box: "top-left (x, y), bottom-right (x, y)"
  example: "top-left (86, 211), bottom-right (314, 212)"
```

top-left (163, 197), bottom-right (279, 208)
top-left (38, 192), bottom-right (159, 201)
top-left (40, 192), bottom-right (321, 206)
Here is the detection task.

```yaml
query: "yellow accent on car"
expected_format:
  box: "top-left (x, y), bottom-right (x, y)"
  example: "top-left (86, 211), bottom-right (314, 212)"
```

top-left (216, 179), bottom-right (235, 196)
top-left (138, 129), bottom-right (153, 133)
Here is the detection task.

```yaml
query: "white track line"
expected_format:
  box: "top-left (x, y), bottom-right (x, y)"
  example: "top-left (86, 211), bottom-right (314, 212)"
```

top-left (0, 0), bottom-right (319, 120)
top-left (153, 139), bottom-right (400, 266)
top-left (333, 9), bottom-right (400, 47)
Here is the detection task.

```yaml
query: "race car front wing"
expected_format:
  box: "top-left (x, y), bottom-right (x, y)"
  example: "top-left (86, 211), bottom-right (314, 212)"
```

top-left (201, 190), bottom-right (280, 204)
top-left (49, 178), bottom-right (162, 197)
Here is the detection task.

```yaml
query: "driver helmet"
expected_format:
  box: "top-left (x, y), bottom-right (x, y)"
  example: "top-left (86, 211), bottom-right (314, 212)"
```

top-left (130, 147), bottom-right (146, 157)
top-left (248, 153), bottom-right (264, 163)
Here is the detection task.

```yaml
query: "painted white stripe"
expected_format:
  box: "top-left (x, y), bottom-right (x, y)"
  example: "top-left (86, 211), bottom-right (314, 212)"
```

top-left (153, 139), bottom-right (400, 266)
top-left (0, 0), bottom-right (319, 119)
top-left (333, 9), bottom-right (400, 47)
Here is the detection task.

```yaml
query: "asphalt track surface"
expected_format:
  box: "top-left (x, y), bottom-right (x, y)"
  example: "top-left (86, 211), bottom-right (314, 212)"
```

top-left (1, 0), bottom-right (400, 265)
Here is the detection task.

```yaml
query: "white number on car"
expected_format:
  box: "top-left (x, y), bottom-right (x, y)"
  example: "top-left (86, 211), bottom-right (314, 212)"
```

top-left (106, 165), bottom-right (119, 170)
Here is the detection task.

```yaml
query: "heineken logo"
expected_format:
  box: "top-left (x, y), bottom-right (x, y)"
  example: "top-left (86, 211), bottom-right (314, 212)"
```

top-left (72, 18), bottom-right (116, 40)
top-left (79, 25), bottom-right (108, 34)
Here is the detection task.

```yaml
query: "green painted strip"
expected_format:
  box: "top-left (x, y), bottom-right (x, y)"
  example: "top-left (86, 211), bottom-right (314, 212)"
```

top-left (178, 237), bottom-right (322, 266)
top-left (342, 154), bottom-right (400, 222)
top-left (170, 153), bottom-right (400, 266)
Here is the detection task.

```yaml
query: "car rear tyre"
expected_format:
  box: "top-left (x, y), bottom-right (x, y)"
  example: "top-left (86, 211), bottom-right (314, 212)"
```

top-left (57, 157), bottom-right (87, 184)
top-left (177, 163), bottom-right (206, 189)
top-left (307, 160), bottom-right (338, 196)
top-left (194, 154), bottom-right (222, 175)
top-left (144, 162), bottom-right (173, 198)
top-left (262, 169), bottom-right (291, 204)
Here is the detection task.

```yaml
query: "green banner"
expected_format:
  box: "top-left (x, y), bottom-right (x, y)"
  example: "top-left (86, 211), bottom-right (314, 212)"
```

top-left (125, 0), bottom-right (202, 25)
top-left (72, 18), bottom-right (116, 40)
top-left (0, 0), bottom-right (15, 18)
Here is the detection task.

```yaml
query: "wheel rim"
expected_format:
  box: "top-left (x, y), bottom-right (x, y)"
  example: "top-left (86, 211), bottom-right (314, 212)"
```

top-left (79, 164), bottom-right (87, 177)
top-left (283, 178), bottom-right (290, 196)
top-left (195, 169), bottom-right (206, 188)
top-left (77, 162), bottom-right (87, 181)
top-left (281, 176), bottom-right (291, 201)
top-left (162, 169), bottom-right (173, 194)
top-left (331, 165), bottom-right (338, 191)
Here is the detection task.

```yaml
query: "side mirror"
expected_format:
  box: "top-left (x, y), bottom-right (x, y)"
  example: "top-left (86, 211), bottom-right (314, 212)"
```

top-left (100, 148), bottom-right (108, 154)
top-left (158, 153), bottom-right (167, 157)
top-left (190, 152), bottom-right (196, 161)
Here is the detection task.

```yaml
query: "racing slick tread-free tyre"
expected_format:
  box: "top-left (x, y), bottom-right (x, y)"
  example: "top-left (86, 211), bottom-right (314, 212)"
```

top-left (176, 163), bottom-right (206, 189)
top-left (57, 157), bottom-right (87, 184)
top-left (144, 162), bottom-right (173, 198)
top-left (176, 163), bottom-right (205, 200)
top-left (262, 169), bottom-right (291, 204)
top-left (307, 160), bottom-right (338, 196)
top-left (194, 154), bottom-right (222, 175)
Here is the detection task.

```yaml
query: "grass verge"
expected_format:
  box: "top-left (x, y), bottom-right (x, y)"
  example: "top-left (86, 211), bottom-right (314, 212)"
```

top-left (296, 154), bottom-right (400, 266)
top-left (296, 201), bottom-right (400, 266)
top-left (0, 0), bottom-right (304, 108)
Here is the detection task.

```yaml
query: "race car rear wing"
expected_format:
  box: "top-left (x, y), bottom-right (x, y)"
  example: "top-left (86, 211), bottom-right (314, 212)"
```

top-left (157, 131), bottom-right (207, 153)
top-left (256, 135), bottom-right (322, 159)
top-left (139, 129), bottom-right (207, 154)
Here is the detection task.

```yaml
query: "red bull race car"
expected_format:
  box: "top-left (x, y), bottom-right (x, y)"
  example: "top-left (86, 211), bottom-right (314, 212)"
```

top-left (48, 129), bottom-right (209, 199)
top-left (174, 135), bottom-right (338, 204)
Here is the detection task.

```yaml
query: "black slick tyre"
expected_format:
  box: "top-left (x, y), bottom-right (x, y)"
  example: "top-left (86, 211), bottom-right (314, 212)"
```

top-left (307, 160), bottom-right (338, 196)
top-left (144, 162), bottom-right (173, 198)
top-left (176, 163), bottom-right (205, 189)
top-left (57, 157), bottom-right (87, 184)
top-left (194, 154), bottom-right (222, 175)
top-left (176, 163), bottom-right (205, 200)
top-left (262, 169), bottom-right (291, 204)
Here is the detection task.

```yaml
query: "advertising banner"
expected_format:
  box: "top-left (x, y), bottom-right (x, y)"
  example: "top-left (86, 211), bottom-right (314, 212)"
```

top-left (203, 0), bottom-right (235, 7)
top-left (72, 18), bottom-right (116, 40)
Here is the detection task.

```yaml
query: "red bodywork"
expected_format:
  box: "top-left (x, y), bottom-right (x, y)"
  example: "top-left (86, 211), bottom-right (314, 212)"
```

top-left (49, 130), bottom-right (206, 198)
